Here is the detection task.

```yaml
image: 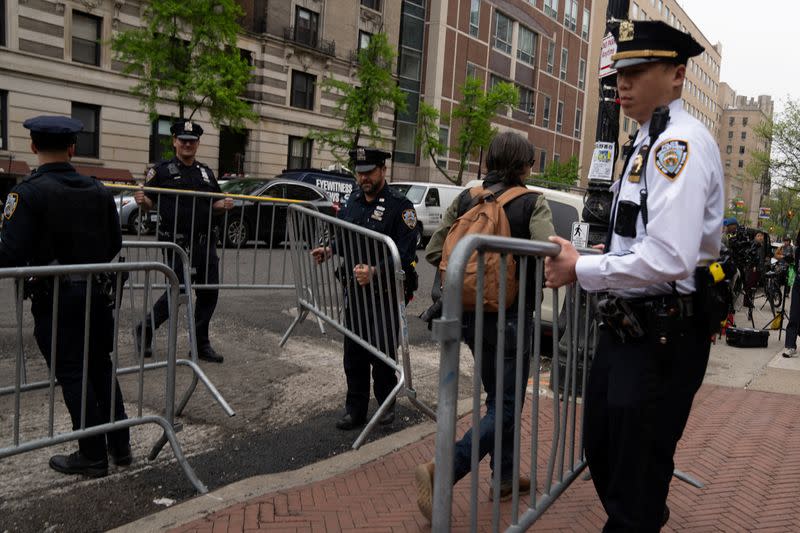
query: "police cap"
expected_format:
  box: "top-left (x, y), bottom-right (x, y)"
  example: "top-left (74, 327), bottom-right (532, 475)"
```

top-left (23, 115), bottom-right (83, 150)
top-left (349, 146), bottom-right (391, 173)
top-left (611, 20), bottom-right (704, 69)
top-left (170, 121), bottom-right (204, 140)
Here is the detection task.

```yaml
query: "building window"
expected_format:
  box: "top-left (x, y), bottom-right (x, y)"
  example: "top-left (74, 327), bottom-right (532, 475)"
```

top-left (741, 131), bottom-right (747, 140)
top-left (544, 0), bottom-right (558, 19)
top-left (494, 11), bottom-right (513, 54)
top-left (542, 95), bottom-right (551, 128)
top-left (546, 41), bottom-right (555, 74)
top-left (294, 7), bottom-right (319, 47)
top-left (0, 0), bottom-right (6, 47)
top-left (290, 70), bottom-right (316, 110)
top-left (287, 136), bottom-right (312, 169)
top-left (743, 117), bottom-right (749, 127)
top-left (560, 47), bottom-right (568, 80)
top-left (556, 101), bottom-right (564, 132)
top-left (395, 122), bottom-right (417, 160)
top-left (578, 59), bottom-right (586, 89)
top-left (725, 160), bottom-right (731, 168)
top-left (358, 31), bottom-right (372, 50)
top-left (72, 11), bottom-right (101, 66)
top-left (564, 0), bottom-right (578, 31)
top-left (574, 108), bottom-right (582, 137)
top-left (739, 146), bottom-right (745, 154)
top-left (469, 0), bottom-right (480, 37)
top-left (466, 62), bottom-right (478, 79)
top-left (71, 103), bottom-right (100, 158)
top-left (726, 145), bottom-right (732, 154)
top-left (399, 48), bottom-right (422, 80)
top-left (518, 86), bottom-right (534, 115)
top-left (0, 90), bottom-right (6, 150)
top-left (582, 8), bottom-right (590, 39)
top-left (361, 0), bottom-right (380, 10)
top-left (728, 116), bottom-right (735, 126)
top-left (437, 125), bottom-right (449, 167)
top-left (149, 116), bottom-right (173, 163)
top-left (539, 150), bottom-right (546, 172)
top-left (728, 131), bottom-right (733, 140)
top-left (517, 25), bottom-right (536, 65)
top-left (738, 160), bottom-right (744, 168)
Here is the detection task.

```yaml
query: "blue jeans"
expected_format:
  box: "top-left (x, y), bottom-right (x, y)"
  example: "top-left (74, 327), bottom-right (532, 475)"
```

top-left (452, 311), bottom-right (532, 483)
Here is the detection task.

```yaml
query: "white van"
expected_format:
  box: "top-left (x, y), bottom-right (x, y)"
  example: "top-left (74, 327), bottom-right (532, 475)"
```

top-left (389, 182), bottom-right (464, 246)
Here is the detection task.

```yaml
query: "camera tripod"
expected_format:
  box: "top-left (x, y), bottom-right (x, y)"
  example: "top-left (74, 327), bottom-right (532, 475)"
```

top-left (741, 272), bottom-right (787, 337)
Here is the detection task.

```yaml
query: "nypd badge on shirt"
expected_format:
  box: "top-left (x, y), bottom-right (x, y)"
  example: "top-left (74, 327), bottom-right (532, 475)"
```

top-left (654, 140), bottom-right (689, 181)
top-left (3, 193), bottom-right (19, 220)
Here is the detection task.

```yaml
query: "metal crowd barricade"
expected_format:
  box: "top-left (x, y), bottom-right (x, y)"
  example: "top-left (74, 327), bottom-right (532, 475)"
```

top-left (106, 183), bottom-right (322, 290)
top-left (281, 205), bottom-right (436, 449)
top-left (430, 234), bottom-right (599, 532)
top-left (0, 262), bottom-right (208, 493)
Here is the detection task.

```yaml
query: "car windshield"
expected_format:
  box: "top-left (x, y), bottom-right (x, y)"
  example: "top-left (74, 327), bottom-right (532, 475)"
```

top-left (220, 179), bottom-right (268, 196)
top-left (390, 184), bottom-right (426, 204)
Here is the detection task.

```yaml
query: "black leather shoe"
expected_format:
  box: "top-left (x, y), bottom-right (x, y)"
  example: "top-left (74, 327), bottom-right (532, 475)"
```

top-left (49, 451), bottom-right (108, 478)
top-left (109, 445), bottom-right (133, 467)
top-left (197, 347), bottom-right (224, 363)
top-left (133, 323), bottom-right (153, 358)
top-left (335, 413), bottom-right (366, 430)
top-left (378, 407), bottom-right (396, 425)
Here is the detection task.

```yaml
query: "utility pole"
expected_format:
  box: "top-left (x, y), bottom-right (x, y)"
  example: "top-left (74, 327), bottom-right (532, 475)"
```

top-left (583, 0), bottom-right (630, 245)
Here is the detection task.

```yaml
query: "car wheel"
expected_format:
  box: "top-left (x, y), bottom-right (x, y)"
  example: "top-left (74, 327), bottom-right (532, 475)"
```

top-left (128, 210), bottom-right (152, 235)
top-left (224, 219), bottom-right (251, 248)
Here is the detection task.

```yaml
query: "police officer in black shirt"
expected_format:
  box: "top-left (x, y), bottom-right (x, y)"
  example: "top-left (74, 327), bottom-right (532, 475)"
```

top-left (0, 116), bottom-right (130, 477)
top-left (133, 121), bottom-right (233, 363)
top-left (311, 147), bottom-right (418, 430)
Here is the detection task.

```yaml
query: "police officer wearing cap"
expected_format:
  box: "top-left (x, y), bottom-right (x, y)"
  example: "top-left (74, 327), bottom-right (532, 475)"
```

top-left (311, 147), bottom-right (418, 430)
top-left (545, 21), bottom-right (724, 530)
top-left (133, 121), bottom-right (234, 363)
top-left (0, 116), bottom-right (131, 477)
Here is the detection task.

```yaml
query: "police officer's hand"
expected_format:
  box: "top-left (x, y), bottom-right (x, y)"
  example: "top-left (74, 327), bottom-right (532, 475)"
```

top-left (311, 246), bottom-right (332, 264)
top-left (133, 188), bottom-right (151, 210)
top-left (213, 197), bottom-right (234, 211)
top-left (544, 236), bottom-right (579, 288)
top-left (353, 264), bottom-right (375, 286)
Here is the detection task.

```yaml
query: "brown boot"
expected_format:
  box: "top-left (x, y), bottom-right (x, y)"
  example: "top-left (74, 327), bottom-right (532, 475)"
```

top-left (491, 476), bottom-right (532, 501)
top-left (414, 462), bottom-right (435, 521)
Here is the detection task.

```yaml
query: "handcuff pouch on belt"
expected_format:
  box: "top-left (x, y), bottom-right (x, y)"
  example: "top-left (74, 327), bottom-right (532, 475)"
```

top-left (694, 265), bottom-right (730, 336)
top-left (23, 272), bottom-right (124, 306)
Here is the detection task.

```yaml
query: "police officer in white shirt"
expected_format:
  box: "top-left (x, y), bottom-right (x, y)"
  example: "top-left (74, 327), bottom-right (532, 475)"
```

top-left (545, 20), bottom-right (724, 531)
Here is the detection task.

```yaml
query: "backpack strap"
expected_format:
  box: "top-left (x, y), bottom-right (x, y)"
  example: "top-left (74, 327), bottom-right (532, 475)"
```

top-left (495, 185), bottom-right (536, 207)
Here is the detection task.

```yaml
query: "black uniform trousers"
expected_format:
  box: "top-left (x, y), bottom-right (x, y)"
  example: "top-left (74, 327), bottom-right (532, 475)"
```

top-left (584, 317), bottom-right (710, 532)
top-left (784, 279), bottom-right (800, 349)
top-left (342, 283), bottom-right (400, 421)
top-left (31, 283), bottom-right (129, 461)
top-left (151, 238), bottom-right (219, 350)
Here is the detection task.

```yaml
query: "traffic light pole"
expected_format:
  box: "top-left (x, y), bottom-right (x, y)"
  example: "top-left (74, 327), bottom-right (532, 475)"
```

top-left (583, 0), bottom-right (630, 245)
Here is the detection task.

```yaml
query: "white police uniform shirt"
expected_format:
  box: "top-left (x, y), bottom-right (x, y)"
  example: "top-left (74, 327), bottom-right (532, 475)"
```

top-left (576, 98), bottom-right (724, 298)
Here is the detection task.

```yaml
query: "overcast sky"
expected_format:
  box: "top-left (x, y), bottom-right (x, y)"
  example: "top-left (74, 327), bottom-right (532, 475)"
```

top-left (677, 0), bottom-right (795, 114)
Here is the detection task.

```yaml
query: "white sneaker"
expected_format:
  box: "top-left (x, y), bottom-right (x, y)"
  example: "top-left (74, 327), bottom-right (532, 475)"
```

top-left (782, 347), bottom-right (797, 358)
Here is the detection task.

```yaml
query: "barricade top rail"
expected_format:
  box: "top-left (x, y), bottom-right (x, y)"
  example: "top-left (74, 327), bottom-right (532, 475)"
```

top-left (288, 204), bottom-right (404, 278)
top-left (0, 261), bottom-right (179, 281)
top-left (104, 182), bottom-right (310, 205)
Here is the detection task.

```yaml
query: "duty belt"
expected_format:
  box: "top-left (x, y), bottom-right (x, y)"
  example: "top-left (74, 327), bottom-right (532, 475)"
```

top-left (597, 293), bottom-right (696, 344)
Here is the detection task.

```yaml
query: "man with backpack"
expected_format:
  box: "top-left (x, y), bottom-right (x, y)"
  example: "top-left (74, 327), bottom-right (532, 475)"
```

top-left (414, 132), bottom-right (554, 521)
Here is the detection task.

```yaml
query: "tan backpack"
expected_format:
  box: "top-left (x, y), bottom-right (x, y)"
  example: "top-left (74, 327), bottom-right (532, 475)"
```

top-left (439, 184), bottom-right (535, 312)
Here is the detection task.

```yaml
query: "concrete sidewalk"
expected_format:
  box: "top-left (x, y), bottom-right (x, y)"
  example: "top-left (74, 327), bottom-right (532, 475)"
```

top-left (115, 345), bottom-right (800, 532)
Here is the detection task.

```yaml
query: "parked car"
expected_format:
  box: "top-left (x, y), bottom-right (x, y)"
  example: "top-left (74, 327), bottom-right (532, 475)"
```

top-left (218, 178), bottom-right (336, 247)
top-left (388, 182), bottom-right (464, 247)
top-left (114, 190), bottom-right (158, 235)
top-left (275, 168), bottom-right (356, 211)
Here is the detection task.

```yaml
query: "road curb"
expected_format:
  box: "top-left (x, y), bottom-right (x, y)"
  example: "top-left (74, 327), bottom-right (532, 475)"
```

top-left (109, 396), bottom-right (473, 532)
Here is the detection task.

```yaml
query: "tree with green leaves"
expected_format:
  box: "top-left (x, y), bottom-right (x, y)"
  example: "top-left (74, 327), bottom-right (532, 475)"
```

top-left (527, 156), bottom-right (580, 190)
top-left (111, 0), bottom-right (256, 129)
top-left (307, 33), bottom-right (407, 163)
top-left (763, 186), bottom-right (800, 237)
top-left (417, 77), bottom-right (519, 186)
top-left (750, 98), bottom-right (800, 190)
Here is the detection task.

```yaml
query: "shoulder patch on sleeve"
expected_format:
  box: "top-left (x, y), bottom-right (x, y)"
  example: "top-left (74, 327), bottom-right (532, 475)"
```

top-left (402, 208), bottom-right (417, 229)
top-left (145, 167), bottom-right (156, 182)
top-left (654, 139), bottom-right (689, 181)
top-left (3, 192), bottom-right (19, 220)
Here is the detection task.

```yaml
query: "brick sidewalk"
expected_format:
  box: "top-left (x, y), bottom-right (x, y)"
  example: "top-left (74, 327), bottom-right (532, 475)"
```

top-left (171, 385), bottom-right (800, 532)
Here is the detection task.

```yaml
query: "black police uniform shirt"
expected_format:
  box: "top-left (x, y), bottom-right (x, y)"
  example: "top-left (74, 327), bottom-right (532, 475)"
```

top-left (145, 157), bottom-right (221, 237)
top-left (0, 162), bottom-right (121, 267)
top-left (576, 98), bottom-right (724, 298)
top-left (336, 183), bottom-right (418, 277)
